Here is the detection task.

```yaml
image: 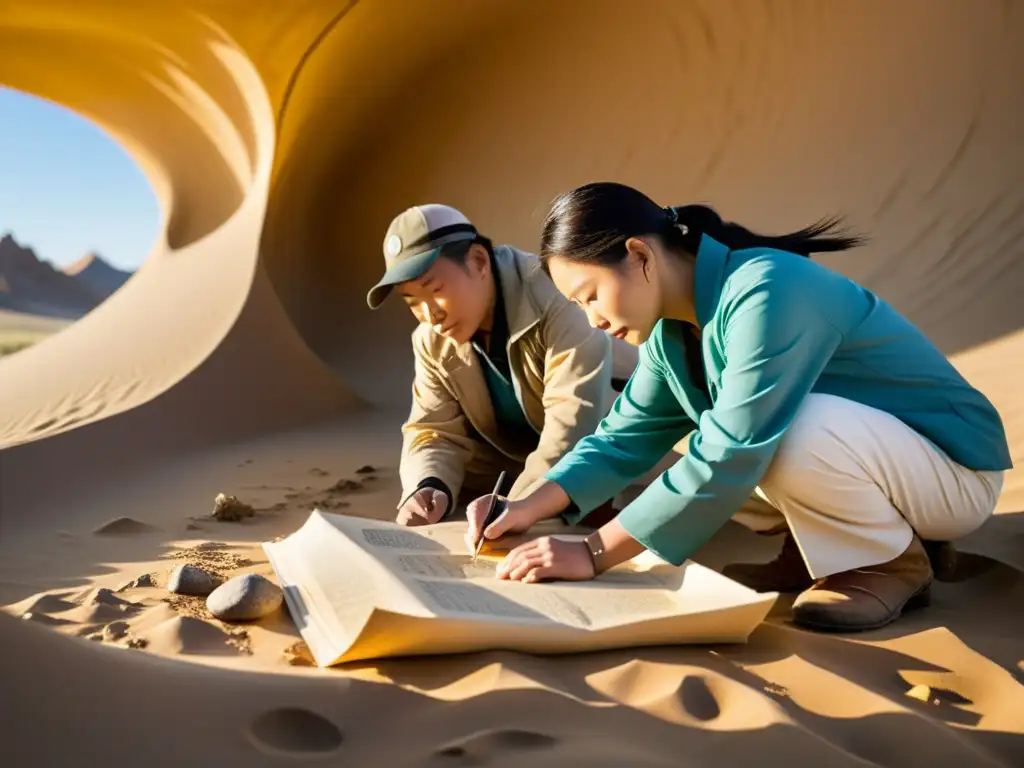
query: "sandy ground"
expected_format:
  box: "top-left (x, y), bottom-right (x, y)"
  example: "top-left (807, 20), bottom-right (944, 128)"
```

top-left (2, 412), bottom-right (1023, 766)
top-left (0, 308), bottom-right (68, 357)
top-left (1, 1), bottom-right (1023, 766)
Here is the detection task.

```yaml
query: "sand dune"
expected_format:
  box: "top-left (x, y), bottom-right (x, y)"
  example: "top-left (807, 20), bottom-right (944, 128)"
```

top-left (1, 0), bottom-right (1023, 765)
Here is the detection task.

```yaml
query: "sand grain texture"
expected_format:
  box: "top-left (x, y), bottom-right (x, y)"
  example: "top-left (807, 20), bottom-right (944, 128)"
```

top-left (1, 1), bottom-right (1023, 765)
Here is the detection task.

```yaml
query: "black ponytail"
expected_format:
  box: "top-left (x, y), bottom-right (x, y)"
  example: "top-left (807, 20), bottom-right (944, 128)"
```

top-left (665, 203), bottom-right (864, 257)
top-left (539, 182), bottom-right (866, 270)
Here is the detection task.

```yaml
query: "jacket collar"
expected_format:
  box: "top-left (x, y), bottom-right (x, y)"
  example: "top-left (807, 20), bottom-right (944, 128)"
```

top-left (693, 233), bottom-right (730, 329)
top-left (497, 245), bottom-right (542, 342)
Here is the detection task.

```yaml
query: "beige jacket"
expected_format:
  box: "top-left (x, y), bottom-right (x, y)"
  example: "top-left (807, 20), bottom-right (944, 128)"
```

top-left (399, 245), bottom-right (638, 505)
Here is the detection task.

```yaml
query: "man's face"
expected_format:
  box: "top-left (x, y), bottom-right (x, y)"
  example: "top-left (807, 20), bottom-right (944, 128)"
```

top-left (398, 244), bottom-right (492, 345)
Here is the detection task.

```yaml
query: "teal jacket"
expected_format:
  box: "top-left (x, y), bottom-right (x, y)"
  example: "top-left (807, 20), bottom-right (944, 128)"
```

top-left (546, 233), bottom-right (1012, 566)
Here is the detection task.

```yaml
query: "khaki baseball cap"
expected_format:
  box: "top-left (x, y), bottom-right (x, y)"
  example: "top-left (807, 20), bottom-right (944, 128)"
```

top-left (366, 203), bottom-right (478, 309)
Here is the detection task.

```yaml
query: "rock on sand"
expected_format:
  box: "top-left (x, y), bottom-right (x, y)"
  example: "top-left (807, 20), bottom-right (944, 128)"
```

top-left (206, 574), bottom-right (283, 621)
top-left (211, 493), bottom-right (255, 522)
top-left (167, 565), bottom-right (215, 596)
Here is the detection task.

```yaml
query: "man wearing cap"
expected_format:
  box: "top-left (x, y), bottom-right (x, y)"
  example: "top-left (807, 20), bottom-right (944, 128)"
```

top-left (368, 203), bottom-right (638, 527)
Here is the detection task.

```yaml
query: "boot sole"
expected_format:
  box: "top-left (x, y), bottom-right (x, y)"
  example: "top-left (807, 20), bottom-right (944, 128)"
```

top-left (791, 582), bottom-right (933, 633)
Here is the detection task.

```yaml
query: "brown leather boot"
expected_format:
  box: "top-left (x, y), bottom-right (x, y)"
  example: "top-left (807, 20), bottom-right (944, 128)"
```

top-left (791, 534), bottom-right (933, 632)
top-left (722, 533), bottom-right (814, 593)
top-left (921, 539), bottom-right (958, 581)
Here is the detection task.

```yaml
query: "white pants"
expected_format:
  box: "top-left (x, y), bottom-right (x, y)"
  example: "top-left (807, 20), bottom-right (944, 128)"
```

top-left (626, 393), bottom-right (1004, 580)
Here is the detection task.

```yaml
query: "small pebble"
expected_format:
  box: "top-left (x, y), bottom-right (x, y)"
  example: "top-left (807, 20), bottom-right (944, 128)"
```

top-left (117, 573), bottom-right (156, 591)
top-left (103, 621), bottom-right (130, 641)
top-left (328, 479), bottom-right (362, 493)
top-left (355, 465), bottom-right (376, 475)
top-left (168, 565), bottom-right (215, 596)
top-left (212, 493), bottom-right (255, 522)
top-left (126, 636), bottom-right (148, 650)
top-left (206, 574), bottom-right (283, 621)
top-left (283, 641), bottom-right (315, 667)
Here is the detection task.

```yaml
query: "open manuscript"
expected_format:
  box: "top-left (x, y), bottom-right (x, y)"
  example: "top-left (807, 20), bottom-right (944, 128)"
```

top-left (263, 509), bottom-right (778, 667)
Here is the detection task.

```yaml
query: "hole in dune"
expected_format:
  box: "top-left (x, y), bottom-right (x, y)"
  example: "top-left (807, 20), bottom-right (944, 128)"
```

top-left (0, 86), bottom-right (158, 359)
top-left (435, 728), bottom-right (558, 759)
top-left (680, 675), bottom-right (721, 721)
top-left (248, 707), bottom-right (344, 755)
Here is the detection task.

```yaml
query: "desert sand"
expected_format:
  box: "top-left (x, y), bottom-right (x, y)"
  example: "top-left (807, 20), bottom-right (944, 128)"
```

top-left (1, 1), bottom-right (1022, 765)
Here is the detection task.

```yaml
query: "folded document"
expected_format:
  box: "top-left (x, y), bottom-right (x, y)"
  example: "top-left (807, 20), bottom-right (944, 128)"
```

top-left (263, 510), bottom-right (777, 667)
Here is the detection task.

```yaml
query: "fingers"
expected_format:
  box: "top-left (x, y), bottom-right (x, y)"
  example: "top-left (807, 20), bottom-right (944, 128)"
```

top-left (522, 566), bottom-right (555, 583)
top-left (483, 507), bottom-right (509, 540)
top-left (496, 540), bottom-right (547, 580)
top-left (464, 494), bottom-right (494, 546)
top-left (396, 489), bottom-right (434, 527)
top-left (427, 490), bottom-right (449, 523)
top-left (398, 506), bottom-right (430, 526)
top-left (508, 552), bottom-right (550, 582)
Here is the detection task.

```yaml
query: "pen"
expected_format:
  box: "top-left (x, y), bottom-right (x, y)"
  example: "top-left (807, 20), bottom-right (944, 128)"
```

top-left (471, 470), bottom-right (506, 562)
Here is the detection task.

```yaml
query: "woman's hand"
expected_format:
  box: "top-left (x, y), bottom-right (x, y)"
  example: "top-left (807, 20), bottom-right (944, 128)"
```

top-left (464, 496), bottom-right (533, 549)
top-left (464, 480), bottom-right (573, 551)
top-left (495, 536), bottom-right (596, 583)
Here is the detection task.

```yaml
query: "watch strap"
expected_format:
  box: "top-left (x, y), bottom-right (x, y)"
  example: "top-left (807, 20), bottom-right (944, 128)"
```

top-left (583, 532), bottom-right (606, 575)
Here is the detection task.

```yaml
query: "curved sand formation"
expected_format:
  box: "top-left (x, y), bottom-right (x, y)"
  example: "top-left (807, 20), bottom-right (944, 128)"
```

top-left (1, 1), bottom-right (1022, 765)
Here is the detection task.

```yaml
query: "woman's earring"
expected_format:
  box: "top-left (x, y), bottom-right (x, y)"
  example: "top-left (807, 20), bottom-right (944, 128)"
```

top-left (679, 224), bottom-right (689, 236)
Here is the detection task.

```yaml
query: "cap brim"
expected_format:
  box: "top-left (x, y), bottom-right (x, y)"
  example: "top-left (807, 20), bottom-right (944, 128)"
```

top-left (366, 247), bottom-right (442, 309)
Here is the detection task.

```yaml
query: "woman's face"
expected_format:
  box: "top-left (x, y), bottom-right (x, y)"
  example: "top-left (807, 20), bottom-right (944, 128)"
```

top-left (546, 238), bottom-right (664, 346)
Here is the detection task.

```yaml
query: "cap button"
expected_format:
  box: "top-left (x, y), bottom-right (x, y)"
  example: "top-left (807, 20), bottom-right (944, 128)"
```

top-left (386, 235), bottom-right (403, 258)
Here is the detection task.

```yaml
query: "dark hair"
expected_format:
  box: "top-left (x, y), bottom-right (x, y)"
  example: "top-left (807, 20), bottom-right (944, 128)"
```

top-left (440, 234), bottom-right (494, 265)
top-left (539, 181), bottom-right (866, 270)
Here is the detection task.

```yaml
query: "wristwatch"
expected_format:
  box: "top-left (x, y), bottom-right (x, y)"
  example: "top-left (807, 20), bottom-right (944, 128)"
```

top-left (583, 531), bottom-right (607, 575)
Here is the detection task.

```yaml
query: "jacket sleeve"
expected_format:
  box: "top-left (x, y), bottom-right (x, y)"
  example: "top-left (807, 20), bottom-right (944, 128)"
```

top-left (615, 275), bottom-right (844, 566)
top-left (506, 300), bottom-right (616, 500)
top-left (543, 327), bottom-right (698, 523)
top-left (399, 328), bottom-right (475, 505)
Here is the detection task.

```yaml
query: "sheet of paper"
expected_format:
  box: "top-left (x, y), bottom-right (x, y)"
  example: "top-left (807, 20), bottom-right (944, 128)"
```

top-left (265, 510), bottom-right (780, 666)
top-left (264, 512), bottom-right (434, 661)
top-left (393, 553), bottom-right (498, 580)
top-left (316, 515), bottom-right (693, 629)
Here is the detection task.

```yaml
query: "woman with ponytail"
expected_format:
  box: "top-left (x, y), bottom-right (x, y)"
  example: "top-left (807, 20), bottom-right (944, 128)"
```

top-left (465, 181), bottom-right (1010, 632)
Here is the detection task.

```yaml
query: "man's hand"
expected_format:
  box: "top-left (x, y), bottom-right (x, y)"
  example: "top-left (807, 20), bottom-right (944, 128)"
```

top-left (396, 488), bottom-right (449, 526)
top-left (464, 495), bottom-right (533, 551)
top-left (495, 536), bottom-right (596, 583)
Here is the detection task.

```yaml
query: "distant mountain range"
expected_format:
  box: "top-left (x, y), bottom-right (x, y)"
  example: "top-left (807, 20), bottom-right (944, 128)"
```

top-left (0, 232), bottom-right (135, 319)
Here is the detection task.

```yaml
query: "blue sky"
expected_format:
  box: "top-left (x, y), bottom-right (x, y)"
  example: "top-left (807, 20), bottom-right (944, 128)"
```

top-left (0, 86), bottom-right (159, 271)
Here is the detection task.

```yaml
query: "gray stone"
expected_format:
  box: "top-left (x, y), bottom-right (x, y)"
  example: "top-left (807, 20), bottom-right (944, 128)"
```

top-left (206, 574), bottom-right (283, 621)
top-left (168, 565), bottom-right (215, 596)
